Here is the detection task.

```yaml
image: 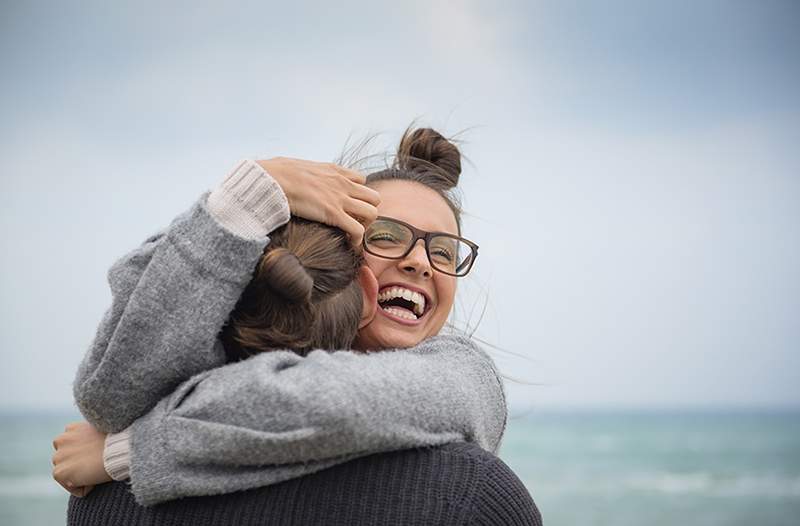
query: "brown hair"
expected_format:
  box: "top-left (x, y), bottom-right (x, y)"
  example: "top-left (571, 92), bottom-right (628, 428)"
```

top-left (338, 124), bottom-right (531, 381)
top-left (220, 218), bottom-right (364, 361)
top-left (363, 125), bottom-right (464, 232)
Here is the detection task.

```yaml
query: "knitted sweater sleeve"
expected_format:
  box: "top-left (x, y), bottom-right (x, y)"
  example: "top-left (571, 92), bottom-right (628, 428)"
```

top-left (123, 333), bottom-right (507, 506)
top-left (72, 160), bottom-right (290, 433)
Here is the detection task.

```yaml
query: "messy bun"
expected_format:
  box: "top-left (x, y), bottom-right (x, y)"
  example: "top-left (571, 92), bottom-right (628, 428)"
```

top-left (364, 123), bottom-right (465, 232)
top-left (396, 127), bottom-right (461, 190)
top-left (259, 247), bottom-right (313, 303)
top-left (220, 218), bottom-right (364, 361)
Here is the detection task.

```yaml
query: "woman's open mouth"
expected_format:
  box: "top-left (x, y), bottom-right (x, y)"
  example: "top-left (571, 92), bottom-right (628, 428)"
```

top-left (377, 284), bottom-right (432, 326)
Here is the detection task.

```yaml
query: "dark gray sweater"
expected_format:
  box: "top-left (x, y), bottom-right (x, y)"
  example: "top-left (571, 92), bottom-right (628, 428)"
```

top-left (68, 442), bottom-right (542, 526)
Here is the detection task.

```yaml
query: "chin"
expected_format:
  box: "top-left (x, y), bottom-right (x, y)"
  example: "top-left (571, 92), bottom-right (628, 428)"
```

top-left (381, 329), bottom-right (425, 349)
top-left (360, 320), bottom-right (428, 350)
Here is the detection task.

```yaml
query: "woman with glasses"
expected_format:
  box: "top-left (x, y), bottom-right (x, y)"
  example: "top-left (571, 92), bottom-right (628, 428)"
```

top-left (54, 126), bottom-right (540, 524)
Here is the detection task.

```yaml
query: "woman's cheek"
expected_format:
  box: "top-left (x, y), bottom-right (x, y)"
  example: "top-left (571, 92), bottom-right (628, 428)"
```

top-left (431, 278), bottom-right (457, 334)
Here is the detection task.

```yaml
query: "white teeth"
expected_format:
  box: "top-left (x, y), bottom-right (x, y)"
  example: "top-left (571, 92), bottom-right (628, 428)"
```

top-left (412, 292), bottom-right (425, 316)
top-left (378, 286), bottom-right (427, 317)
top-left (382, 306), bottom-right (418, 320)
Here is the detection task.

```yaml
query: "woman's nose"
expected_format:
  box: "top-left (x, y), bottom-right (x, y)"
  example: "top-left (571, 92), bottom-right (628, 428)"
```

top-left (399, 240), bottom-right (432, 278)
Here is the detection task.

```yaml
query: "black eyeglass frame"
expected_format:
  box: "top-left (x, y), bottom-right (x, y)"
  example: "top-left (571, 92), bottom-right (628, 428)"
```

top-left (362, 216), bottom-right (479, 277)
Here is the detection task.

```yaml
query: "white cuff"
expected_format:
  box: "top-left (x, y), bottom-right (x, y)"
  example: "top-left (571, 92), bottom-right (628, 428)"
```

top-left (206, 159), bottom-right (291, 240)
top-left (103, 428), bottom-right (132, 481)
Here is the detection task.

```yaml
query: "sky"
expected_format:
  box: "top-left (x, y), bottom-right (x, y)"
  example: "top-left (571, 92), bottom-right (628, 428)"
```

top-left (1, 0), bottom-right (798, 412)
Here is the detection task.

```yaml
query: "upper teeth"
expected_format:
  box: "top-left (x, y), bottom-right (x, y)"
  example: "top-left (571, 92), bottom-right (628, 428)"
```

top-left (378, 286), bottom-right (427, 316)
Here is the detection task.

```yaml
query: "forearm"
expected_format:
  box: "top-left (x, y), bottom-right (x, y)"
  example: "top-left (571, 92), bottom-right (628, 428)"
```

top-left (73, 160), bottom-right (290, 433)
top-left (116, 333), bottom-right (506, 505)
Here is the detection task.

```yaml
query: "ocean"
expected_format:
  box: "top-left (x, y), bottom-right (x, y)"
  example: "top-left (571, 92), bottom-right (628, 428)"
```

top-left (1, 410), bottom-right (798, 525)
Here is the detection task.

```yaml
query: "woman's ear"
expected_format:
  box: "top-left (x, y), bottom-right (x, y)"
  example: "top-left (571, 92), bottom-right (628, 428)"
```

top-left (357, 265), bottom-right (378, 329)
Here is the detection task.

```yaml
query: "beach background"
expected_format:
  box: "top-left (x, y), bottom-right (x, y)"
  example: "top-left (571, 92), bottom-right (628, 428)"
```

top-left (2, 1), bottom-right (798, 524)
top-left (2, 410), bottom-right (799, 525)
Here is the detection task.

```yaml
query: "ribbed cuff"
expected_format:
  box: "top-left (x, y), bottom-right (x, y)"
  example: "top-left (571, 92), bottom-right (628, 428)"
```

top-left (206, 159), bottom-right (291, 240)
top-left (104, 428), bottom-right (132, 481)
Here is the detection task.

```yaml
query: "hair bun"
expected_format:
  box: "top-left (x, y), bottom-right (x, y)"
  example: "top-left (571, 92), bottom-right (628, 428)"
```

top-left (396, 127), bottom-right (461, 189)
top-left (259, 246), bottom-right (313, 303)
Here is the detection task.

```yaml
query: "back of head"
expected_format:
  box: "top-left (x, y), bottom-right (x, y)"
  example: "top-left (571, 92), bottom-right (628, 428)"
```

top-left (221, 218), bottom-right (363, 361)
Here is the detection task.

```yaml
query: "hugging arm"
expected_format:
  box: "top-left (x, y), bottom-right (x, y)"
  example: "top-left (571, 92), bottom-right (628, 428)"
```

top-left (123, 333), bottom-right (507, 506)
top-left (73, 160), bottom-right (290, 433)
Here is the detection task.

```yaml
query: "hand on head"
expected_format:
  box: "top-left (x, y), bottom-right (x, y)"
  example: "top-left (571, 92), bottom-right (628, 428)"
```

top-left (256, 157), bottom-right (380, 247)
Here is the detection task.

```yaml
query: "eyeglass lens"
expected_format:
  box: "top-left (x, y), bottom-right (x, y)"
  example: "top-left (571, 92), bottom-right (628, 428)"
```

top-left (364, 220), bottom-right (474, 276)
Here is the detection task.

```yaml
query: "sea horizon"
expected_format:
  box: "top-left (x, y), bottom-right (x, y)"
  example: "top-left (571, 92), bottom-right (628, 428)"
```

top-left (2, 408), bottom-right (799, 525)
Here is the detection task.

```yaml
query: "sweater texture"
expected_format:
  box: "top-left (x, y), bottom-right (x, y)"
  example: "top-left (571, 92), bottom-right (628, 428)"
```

top-left (68, 442), bottom-right (542, 526)
top-left (72, 160), bottom-right (509, 507)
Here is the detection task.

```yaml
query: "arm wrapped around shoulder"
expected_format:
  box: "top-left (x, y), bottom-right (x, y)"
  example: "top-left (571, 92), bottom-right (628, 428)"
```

top-left (127, 333), bottom-right (507, 505)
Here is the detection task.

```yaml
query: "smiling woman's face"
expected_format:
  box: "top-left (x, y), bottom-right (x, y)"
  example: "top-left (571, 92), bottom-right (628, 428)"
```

top-left (353, 179), bottom-right (459, 350)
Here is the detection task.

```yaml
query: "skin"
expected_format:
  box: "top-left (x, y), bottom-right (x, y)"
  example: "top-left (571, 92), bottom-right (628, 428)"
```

top-left (353, 180), bottom-right (459, 351)
top-left (51, 422), bottom-right (109, 496)
top-left (53, 162), bottom-right (462, 496)
top-left (256, 157), bottom-right (381, 246)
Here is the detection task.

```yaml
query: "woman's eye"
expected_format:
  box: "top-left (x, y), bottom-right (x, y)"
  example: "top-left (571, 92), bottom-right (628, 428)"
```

top-left (369, 233), bottom-right (399, 242)
top-left (432, 248), bottom-right (454, 262)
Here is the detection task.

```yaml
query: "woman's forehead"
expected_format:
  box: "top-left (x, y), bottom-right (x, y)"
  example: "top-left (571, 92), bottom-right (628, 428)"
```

top-left (371, 180), bottom-right (458, 235)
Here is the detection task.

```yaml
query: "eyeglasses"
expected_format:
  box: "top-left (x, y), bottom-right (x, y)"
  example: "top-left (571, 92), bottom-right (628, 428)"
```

top-left (362, 216), bottom-right (479, 277)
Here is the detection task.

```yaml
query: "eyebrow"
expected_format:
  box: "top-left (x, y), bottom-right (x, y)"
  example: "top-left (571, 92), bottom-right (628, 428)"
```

top-left (378, 216), bottom-right (459, 236)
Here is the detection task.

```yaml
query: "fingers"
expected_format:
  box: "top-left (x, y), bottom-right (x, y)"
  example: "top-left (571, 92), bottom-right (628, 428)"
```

top-left (60, 481), bottom-right (89, 498)
top-left (55, 479), bottom-right (74, 495)
top-left (53, 463), bottom-right (92, 498)
top-left (337, 212), bottom-right (366, 247)
top-left (347, 180), bottom-right (381, 208)
top-left (72, 485), bottom-right (95, 498)
top-left (53, 465), bottom-right (74, 494)
top-left (54, 422), bottom-right (82, 450)
top-left (69, 486), bottom-right (86, 498)
top-left (52, 432), bottom-right (68, 451)
top-left (331, 164), bottom-right (366, 185)
top-left (344, 198), bottom-right (378, 228)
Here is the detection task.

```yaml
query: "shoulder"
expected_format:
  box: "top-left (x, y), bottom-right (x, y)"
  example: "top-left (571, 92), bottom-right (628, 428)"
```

top-left (296, 441), bottom-right (541, 525)
top-left (409, 332), bottom-right (491, 363)
top-left (432, 442), bottom-right (542, 526)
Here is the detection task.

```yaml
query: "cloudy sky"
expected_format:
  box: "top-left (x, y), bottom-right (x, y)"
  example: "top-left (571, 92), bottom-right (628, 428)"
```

top-left (1, 0), bottom-right (798, 412)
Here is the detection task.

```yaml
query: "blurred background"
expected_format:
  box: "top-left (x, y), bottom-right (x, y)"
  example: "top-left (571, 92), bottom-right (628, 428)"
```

top-left (1, 1), bottom-right (798, 524)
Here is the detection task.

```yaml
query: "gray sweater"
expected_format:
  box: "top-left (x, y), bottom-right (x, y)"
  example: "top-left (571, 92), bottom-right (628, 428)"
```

top-left (73, 160), bottom-right (507, 506)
